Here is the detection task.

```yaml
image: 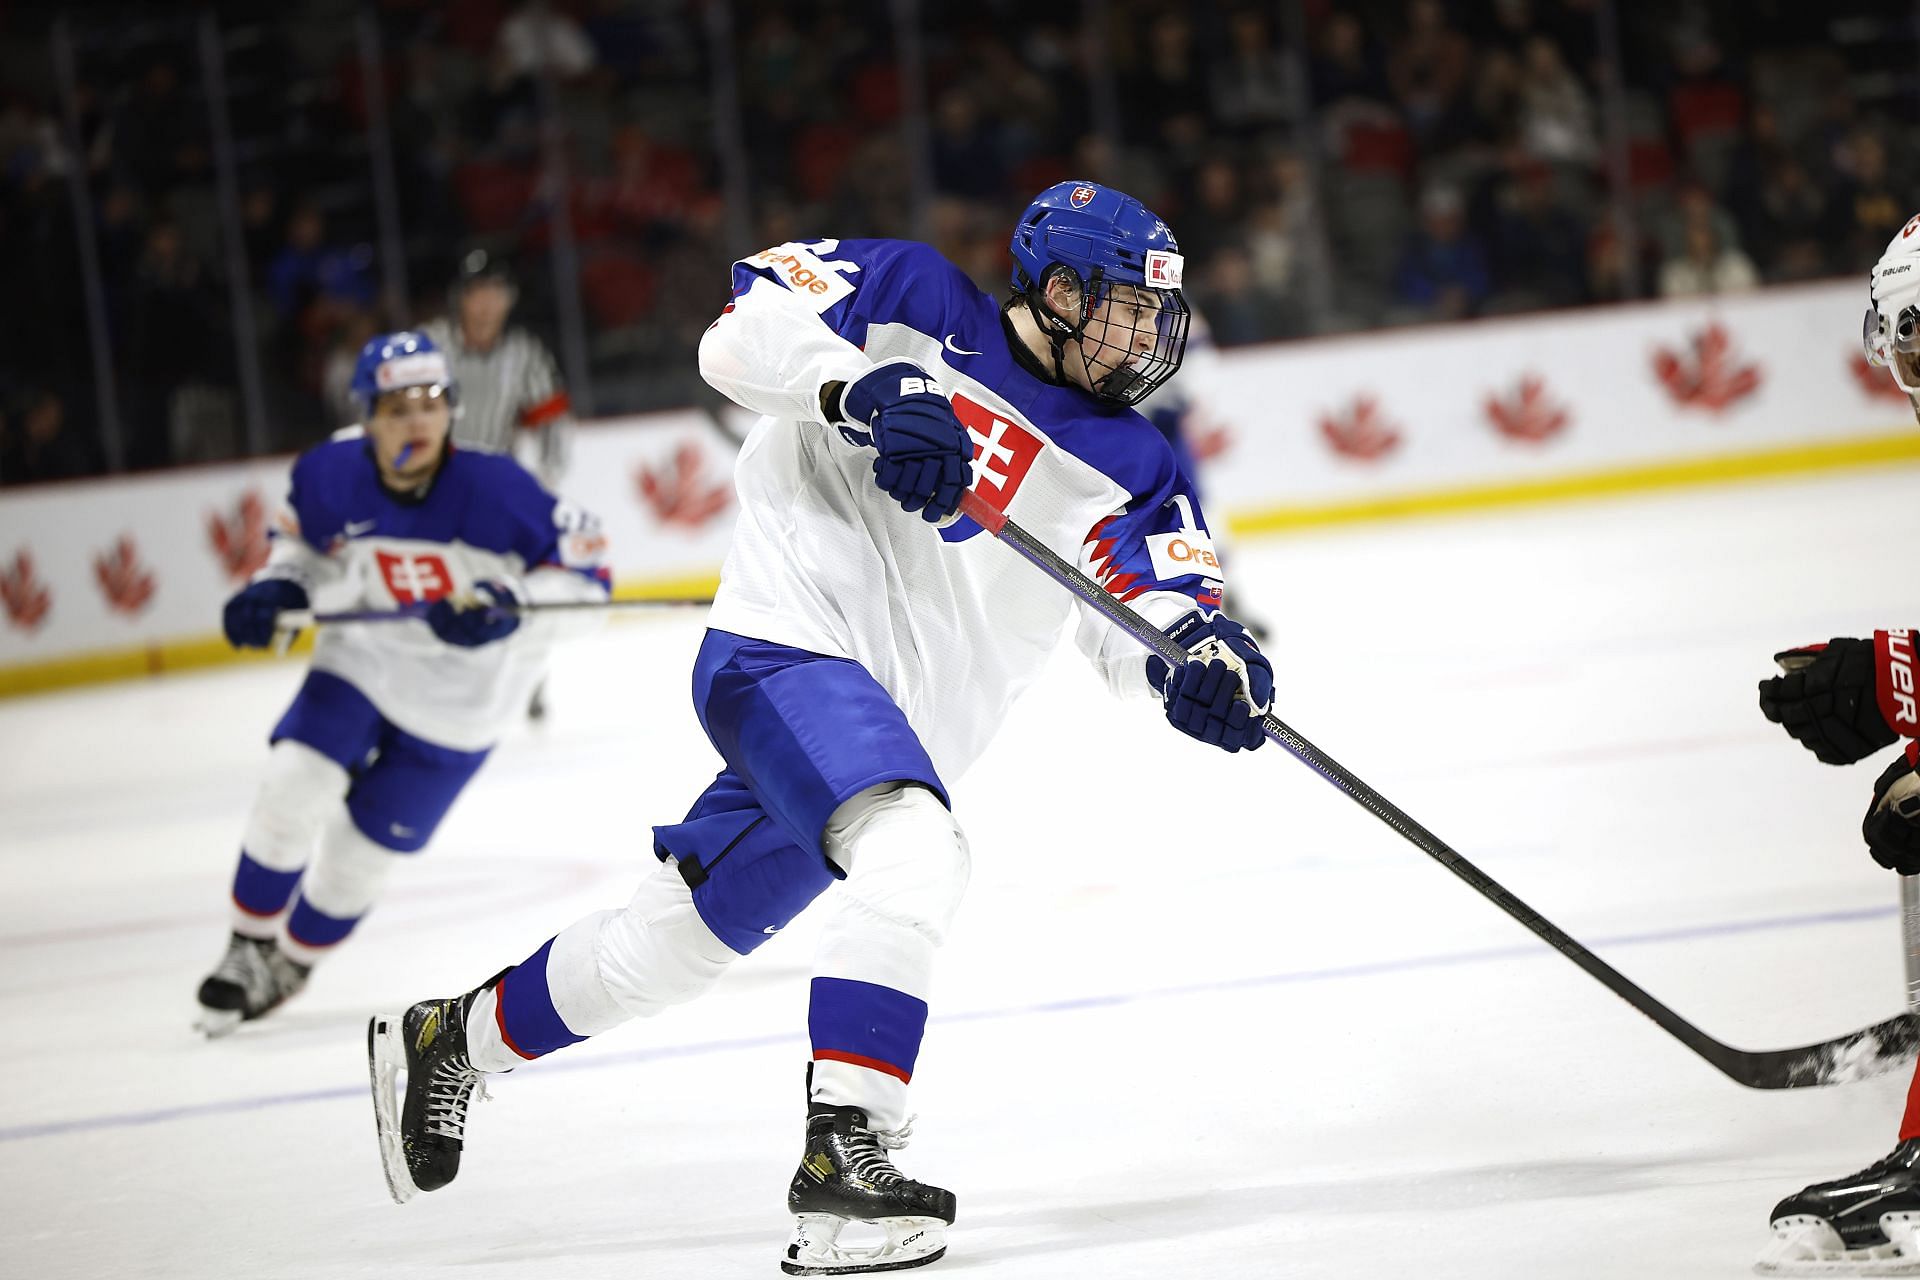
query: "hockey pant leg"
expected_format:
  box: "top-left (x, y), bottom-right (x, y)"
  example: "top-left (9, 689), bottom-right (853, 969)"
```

top-left (229, 740), bottom-right (351, 938)
top-left (808, 782), bottom-right (971, 1133)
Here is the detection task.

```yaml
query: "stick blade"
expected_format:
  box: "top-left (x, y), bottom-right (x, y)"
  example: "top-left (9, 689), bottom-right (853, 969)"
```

top-left (1721, 1012), bottom-right (1920, 1090)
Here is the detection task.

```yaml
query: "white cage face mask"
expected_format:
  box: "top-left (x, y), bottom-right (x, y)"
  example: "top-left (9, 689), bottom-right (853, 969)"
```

top-left (1864, 302), bottom-right (1920, 394)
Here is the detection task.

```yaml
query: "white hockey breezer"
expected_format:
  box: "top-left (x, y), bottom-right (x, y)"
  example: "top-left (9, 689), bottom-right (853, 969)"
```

top-left (1757, 1213), bottom-right (1920, 1276)
top-left (783, 1213), bottom-right (948, 1276)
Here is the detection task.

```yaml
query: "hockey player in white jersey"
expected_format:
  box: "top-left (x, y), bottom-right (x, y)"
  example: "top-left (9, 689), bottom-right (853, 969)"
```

top-left (368, 183), bottom-right (1272, 1274)
top-left (193, 331), bottom-right (609, 1036)
top-left (1754, 219), bottom-right (1920, 1276)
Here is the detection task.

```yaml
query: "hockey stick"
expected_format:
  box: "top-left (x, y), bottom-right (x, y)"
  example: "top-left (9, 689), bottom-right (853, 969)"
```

top-left (275, 596), bottom-right (715, 629)
top-left (1903, 876), bottom-right (1920, 1014)
top-left (955, 488), bottom-right (1920, 1089)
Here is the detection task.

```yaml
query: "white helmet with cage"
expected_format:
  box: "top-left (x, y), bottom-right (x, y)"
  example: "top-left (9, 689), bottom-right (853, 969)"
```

top-left (1864, 213), bottom-right (1920, 394)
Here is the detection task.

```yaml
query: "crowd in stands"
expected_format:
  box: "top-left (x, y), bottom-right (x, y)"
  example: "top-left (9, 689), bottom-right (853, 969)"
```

top-left (0, 0), bottom-right (1914, 484)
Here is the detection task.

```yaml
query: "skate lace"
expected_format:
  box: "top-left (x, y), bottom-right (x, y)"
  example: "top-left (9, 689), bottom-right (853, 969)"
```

top-left (424, 1063), bottom-right (489, 1141)
top-left (845, 1115), bottom-right (916, 1185)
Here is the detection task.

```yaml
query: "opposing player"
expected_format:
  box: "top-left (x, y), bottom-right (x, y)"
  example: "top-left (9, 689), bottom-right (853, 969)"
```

top-left (193, 331), bottom-right (610, 1037)
top-left (1754, 221), bottom-right (1920, 1275)
top-left (368, 182), bottom-right (1272, 1274)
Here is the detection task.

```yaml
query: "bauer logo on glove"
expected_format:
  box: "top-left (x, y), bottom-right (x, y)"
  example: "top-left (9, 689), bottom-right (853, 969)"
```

top-left (1758, 632), bottom-right (1916, 765)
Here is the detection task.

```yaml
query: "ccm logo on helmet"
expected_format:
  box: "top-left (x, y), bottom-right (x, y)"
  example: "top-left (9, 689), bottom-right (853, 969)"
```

top-left (1070, 185), bottom-right (1097, 208)
top-left (1145, 250), bottom-right (1184, 289)
top-left (1886, 628), bottom-right (1919, 731)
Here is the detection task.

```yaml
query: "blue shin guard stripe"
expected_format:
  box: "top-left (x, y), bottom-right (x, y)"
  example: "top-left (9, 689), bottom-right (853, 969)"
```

top-left (494, 937), bottom-right (586, 1060)
top-left (285, 894), bottom-right (358, 948)
top-left (232, 852), bottom-right (301, 919)
top-left (808, 977), bottom-right (929, 1083)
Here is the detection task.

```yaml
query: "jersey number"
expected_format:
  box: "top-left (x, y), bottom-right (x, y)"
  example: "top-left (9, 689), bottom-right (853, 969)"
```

top-left (375, 550), bottom-right (454, 604)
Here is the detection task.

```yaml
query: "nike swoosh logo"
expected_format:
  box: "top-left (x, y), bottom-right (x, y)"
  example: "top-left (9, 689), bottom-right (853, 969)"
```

top-left (763, 925), bottom-right (781, 935)
top-left (343, 520), bottom-right (377, 537)
top-left (943, 334), bottom-right (981, 357)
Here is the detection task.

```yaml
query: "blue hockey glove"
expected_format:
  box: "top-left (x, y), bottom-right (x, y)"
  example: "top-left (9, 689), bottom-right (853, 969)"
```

top-left (222, 578), bottom-right (309, 650)
top-left (839, 360), bottom-right (973, 523)
top-left (427, 580), bottom-right (522, 648)
top-left (1146, 610), bottom-right (1274, 753)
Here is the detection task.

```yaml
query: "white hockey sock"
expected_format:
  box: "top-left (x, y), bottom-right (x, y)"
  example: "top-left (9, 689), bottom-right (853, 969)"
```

top-left (808, 784), bottom-right (970, 1134)
top-left (465, 861), bottom-right (739, 1074)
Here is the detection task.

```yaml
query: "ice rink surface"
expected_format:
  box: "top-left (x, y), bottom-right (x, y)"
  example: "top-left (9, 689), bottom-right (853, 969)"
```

top-left (5, 464), bottom-right (1920, 1279)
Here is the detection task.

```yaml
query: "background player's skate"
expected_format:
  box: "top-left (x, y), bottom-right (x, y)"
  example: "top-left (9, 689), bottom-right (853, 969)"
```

top-left (193, 932), bottom-right (309, 1036)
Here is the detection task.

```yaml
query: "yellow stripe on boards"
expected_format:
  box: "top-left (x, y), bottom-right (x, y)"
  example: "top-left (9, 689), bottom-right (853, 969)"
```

top-left (1225, 431), bottom-right (1920, 538)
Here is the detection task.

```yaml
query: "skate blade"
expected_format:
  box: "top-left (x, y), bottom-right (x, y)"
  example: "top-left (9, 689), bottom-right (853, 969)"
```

top-left (781, 1214), bottom-right (947, 1275)
top-left (1756, 1213), bottom-right (1920, 1275)
top-left (194, 1006), bottom-right (243, 1039)
top-left (367, 1014), bottom-right (416, 1206)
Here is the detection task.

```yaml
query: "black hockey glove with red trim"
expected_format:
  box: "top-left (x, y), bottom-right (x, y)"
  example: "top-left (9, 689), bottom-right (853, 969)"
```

top-left (1758, 631), bottom-right (1919, 765)
top-left (1865, 743), bottom-right (1920, 875)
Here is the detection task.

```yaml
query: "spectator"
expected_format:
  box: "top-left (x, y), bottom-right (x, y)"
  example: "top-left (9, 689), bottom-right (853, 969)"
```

top-left (1658, 213), bottom-right (1759, 298)
top-left (266, 204), bottom-right (376, 323)
top-left (0, 389), bottom-right (95, 485)
top-left (1394, 185), bottom-right (1491, 320)
top-left (1212, 9), bottom-right (1294, 137)
top-left (1489, 161), bottom-right (1588, 309)
top-left (124, 221), bottom-right (222, 470)
top-left (1388, 0), bottom-right (1473, 146)
top-left (1515, 36), bottom-right (1597, 166)
top-left (1825, 132), bottom-right (1910, 273)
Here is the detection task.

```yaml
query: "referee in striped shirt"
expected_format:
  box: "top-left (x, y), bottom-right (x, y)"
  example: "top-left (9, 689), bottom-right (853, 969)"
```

top-left (425, 249), bottom-right (573, 720)
top-left (423, 249), bottom-right (571, 488)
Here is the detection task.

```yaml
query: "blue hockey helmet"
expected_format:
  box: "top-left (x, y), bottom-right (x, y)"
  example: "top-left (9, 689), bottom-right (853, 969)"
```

top-left (1008, 181), bottom-right (1191, 406)
top-left (349, 330), bottom-right (457, 418)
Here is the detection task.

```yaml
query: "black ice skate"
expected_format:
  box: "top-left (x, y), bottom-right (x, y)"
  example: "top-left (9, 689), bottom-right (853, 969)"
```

top-left (367, 991), bottom-right (489, 1205)
top-left (782, 1104), bottom-right (956, 1275)
top-left (1758, 1139), bottom-right (1920, 1275)
top-left (194, 932), bottom-right (310, 1037)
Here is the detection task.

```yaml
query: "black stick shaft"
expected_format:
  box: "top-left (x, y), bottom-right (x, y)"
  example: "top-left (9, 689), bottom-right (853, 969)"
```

top-left (955, 490), bottom-right (1915, 1088)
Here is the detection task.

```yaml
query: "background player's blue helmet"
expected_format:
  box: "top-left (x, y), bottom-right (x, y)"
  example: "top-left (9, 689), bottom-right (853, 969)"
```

top-left (349, 330), bottom-right (457, 419)
top-left (1009, 181), bottom-right (1191, 407)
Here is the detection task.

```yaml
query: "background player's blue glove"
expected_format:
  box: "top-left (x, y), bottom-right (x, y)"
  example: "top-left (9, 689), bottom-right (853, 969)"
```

top-left (1146, 610), bottom-right (1273, 753)
top-left (427, 580), bottom-right (522, 648)
top-left (840, 360), bottom-right (973, 523)
top-left (1865, 744), bottom-right (1920, 874)
top-left (222, 578), bottom-right (308, 650)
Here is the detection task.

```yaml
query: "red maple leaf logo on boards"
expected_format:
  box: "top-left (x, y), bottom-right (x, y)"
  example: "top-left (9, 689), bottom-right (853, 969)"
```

top-left (636, 441), bottom-right (732, 529)
top-left (1485, 374), bottom-right (1570, 444)
top-left (1849, 351), bottom-right (1911, 403)
top-left (207, 490), bottom-right (271, 582)
top-left (93, 536), bottom-right (155, 615)
top-left (1, 550), bottom-right (51, 631)
top-left (1319, 394), bottom-right (1401, 461)
top-left (1651, 322), bottom-right (1763, 412)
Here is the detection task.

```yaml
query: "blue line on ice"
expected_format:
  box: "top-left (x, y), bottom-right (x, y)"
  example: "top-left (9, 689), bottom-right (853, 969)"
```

top-left (0, 901), bottom-right (1895, 1144)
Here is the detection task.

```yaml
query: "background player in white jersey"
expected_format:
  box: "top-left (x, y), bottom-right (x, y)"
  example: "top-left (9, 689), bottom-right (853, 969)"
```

top-left (367, 183), bottom-right (1273, 1274)
top-left (1753, 221), bottom-right (1920, 1275)
top-left (193, 331), bottom-right (610, 1037)
top-left (423, 250), bottom-right (572, 487)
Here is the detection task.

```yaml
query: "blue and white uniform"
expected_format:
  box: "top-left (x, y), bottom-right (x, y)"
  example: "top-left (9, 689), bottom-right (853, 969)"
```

top-left (472, 220), bottom-right (1231, 1138)
top-left (228, 436), bottom-right (609, 963)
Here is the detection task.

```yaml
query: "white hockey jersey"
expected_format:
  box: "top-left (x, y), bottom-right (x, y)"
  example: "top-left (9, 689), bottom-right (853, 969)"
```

top-left (697, 238), bottom-right (1228, 783)
top-left (256, 432), bottom-right (610, 751)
